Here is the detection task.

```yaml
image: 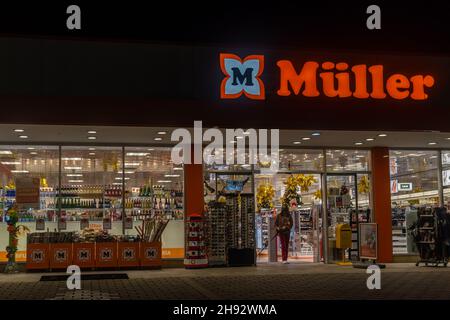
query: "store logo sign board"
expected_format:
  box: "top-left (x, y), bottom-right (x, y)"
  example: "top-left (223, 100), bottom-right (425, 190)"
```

top-left (31, 250), bottom-right (44, 263)
top-left (54, 249), bottom-right (68, 262)
top-left (145, 247), bottom-right (158, 260)
top-left (100, 249), bottom-right (113, 261)
top-left (220, 53), bottom-right (265, 100)
top-left (78, 249), bottom-right (91, 261)
top-left (220, 53), bottom-right (435, 101)
top-left (122, 248), bottom-right (136, 261)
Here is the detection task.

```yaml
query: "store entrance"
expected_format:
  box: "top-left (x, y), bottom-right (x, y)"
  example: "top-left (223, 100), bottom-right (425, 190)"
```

top-left (325, 173), bottom-right (371, 263)
top-left (255, 172), bottom-right (323, 264)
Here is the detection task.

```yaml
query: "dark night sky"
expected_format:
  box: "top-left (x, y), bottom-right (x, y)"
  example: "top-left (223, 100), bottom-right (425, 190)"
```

top-left (0, 1), bottom-right (448, 55)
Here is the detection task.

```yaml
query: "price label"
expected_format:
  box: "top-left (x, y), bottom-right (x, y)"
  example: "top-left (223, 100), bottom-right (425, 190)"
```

top-left (103, 218), bottom-right (112, 230)
top-left (35, 218), bottom-right (45, 231)
top-left (124, 217), bottom-right (133, 230)
top-left (58, 218), bottom-right (67, 230)
top-left (80, 218), bottom-right (89, 230)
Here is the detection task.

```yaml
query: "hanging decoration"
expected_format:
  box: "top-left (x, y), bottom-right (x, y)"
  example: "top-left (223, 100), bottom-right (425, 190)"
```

top-left (281, 174), bottom-right (318, 207)
top-left (358, 175), bottom-right (370, 194)
top-left (4, 205), bottom-right (30, 273)
top-left (40, 177), bottom-right (48, 188)
top-left (256, 183), bottom-right (275, 210)
top-left (313, 189), bottom-right (322, 200)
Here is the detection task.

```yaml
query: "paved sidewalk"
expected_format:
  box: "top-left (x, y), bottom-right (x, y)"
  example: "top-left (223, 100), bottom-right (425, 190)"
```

top-left (0, 263), bottom-right (448, 300)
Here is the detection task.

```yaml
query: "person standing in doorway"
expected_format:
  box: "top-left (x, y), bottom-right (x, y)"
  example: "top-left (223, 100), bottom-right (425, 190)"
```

top-left (275, 204), bottom-right (293, 264)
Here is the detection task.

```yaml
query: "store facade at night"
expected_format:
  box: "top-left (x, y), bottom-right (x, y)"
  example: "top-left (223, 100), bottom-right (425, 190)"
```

top-left (0, 36), bottom-right (449, 267)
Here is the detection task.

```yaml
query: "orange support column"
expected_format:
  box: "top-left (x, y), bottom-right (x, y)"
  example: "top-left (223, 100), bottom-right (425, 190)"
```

top-left (371, 147), bottom-right (393, 263)
top-left (184, 146), bottom-right (204, 218)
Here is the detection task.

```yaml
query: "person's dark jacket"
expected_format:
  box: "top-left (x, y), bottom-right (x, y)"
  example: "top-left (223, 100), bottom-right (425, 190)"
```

top-left (275, 213), bottom-right (293, 235)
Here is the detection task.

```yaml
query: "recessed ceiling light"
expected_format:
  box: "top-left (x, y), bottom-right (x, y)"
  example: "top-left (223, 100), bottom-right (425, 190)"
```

top-left (13, 129), bottom-right (24, 133)
top-left (124, 171), bottom-right (135, 174)
top-left (378, 134), bottom-right (387, 137)
top-left (30, 152), bottom-right (37, 155)
top-left (62, 157), bottom-right (82, 161)
top-left (446, 137), bottom-right (450, 140)
top-left (302, 137), bottom-right (311, 141)
top-left (154, 137), bottom-right (162, 141)
top-left (27, 147), bottom-right (35, 150)
top-left (87, 136), bottom-right (96, 140)
top-left (68, 180), bottom-right (83, 183)
top-left (311, 132), bottom-right (321, 136)
top-left (124, 162), bottom-right (140, 167)
top-left (19, 135), bottom-right (28, 139)
top-left (0, 151), bottom-right (12, 155)
top-left (11, 170), bottom-right (29, 173)
top-left (147, 148), bottom-right (154, 151)
top-left (64, 166), bottom-right (82, 170)
top-left (428, 142), bottom-right (437, 145)
top-left (157, 180), bottom-right (172, 183)
top-left (365, 138), bottom-right (375, 141)
top-left (115, 177), bottom-right (130, 180)
top-left (87, 130), bottom-right (97, 134)
top-left (1, 161), bottom-right (21, 165)
top-left (88, 148), bottom-right (96, 151)
top-left (89, 152), bottom-right (96, 156)
top-left (67, 174), bottom-right (83, 177)
top-left (126, 152), bottom-right (149, 156)
top-left (293, 141), bottom-right (301, 145)
top-left (355, 142), bottom-right (363, 145)
top-left (157, 131), bottom-right (167, 135)
top-left (165, 174), bottom-right (180, 177)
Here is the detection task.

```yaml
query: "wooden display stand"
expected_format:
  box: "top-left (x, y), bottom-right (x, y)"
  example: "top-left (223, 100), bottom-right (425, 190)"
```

top-left (73, 242), bottom-right (96, 269)
top-left (26, 243), bottom-right (50, 270)
top-left (118, 242), bottom-right (140, 267)
top-left (95, 242), bottom-right (118, 268)
top-left (140, 242), bottom-right (162, 268)
top-left (49, 243), bottom-right (73, 270)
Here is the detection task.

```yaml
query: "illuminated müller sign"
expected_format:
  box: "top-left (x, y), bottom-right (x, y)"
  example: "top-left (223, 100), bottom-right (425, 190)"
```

top-left (220, 53), bottom-right (435, 100)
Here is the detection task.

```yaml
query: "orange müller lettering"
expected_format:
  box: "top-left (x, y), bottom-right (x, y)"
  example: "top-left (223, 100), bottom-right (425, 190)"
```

top-left (368, 65), bottom-right (387, 99)
top-left (410, 75), bottom-right (435, 100)
top-left (386, 74), bottom-right (410, 99)
top-left (277, 60), bottom-right (320, 97)
top-left (352, 65), bottom-right (370, 98)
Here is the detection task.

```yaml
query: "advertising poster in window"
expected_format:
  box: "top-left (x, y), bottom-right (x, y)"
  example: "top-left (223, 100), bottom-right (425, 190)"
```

top-left (359, 223), bottom-right (378, 260)
top-left (15, 177), bottom-right (40, 210)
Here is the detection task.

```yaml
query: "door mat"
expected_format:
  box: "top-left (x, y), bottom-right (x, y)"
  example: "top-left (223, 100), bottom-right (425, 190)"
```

top-left (40, 273), bottom-right (129, 281)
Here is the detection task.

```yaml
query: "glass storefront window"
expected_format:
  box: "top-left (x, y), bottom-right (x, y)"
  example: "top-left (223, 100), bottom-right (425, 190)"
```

top-left (123, 147), bottom-right (184, 259)
top-left (274, 149), bottom-right (324, 172)
top-left (123, 147), bottom-right (184, 221)
top-left (389, 150), bottom-right (439, 255)
top-left (60, 146), bottom-right (123, 233)
top-left (326, 149), bottom-right (370, 172)
top-left (0, 145), bottom-right (59, 262)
